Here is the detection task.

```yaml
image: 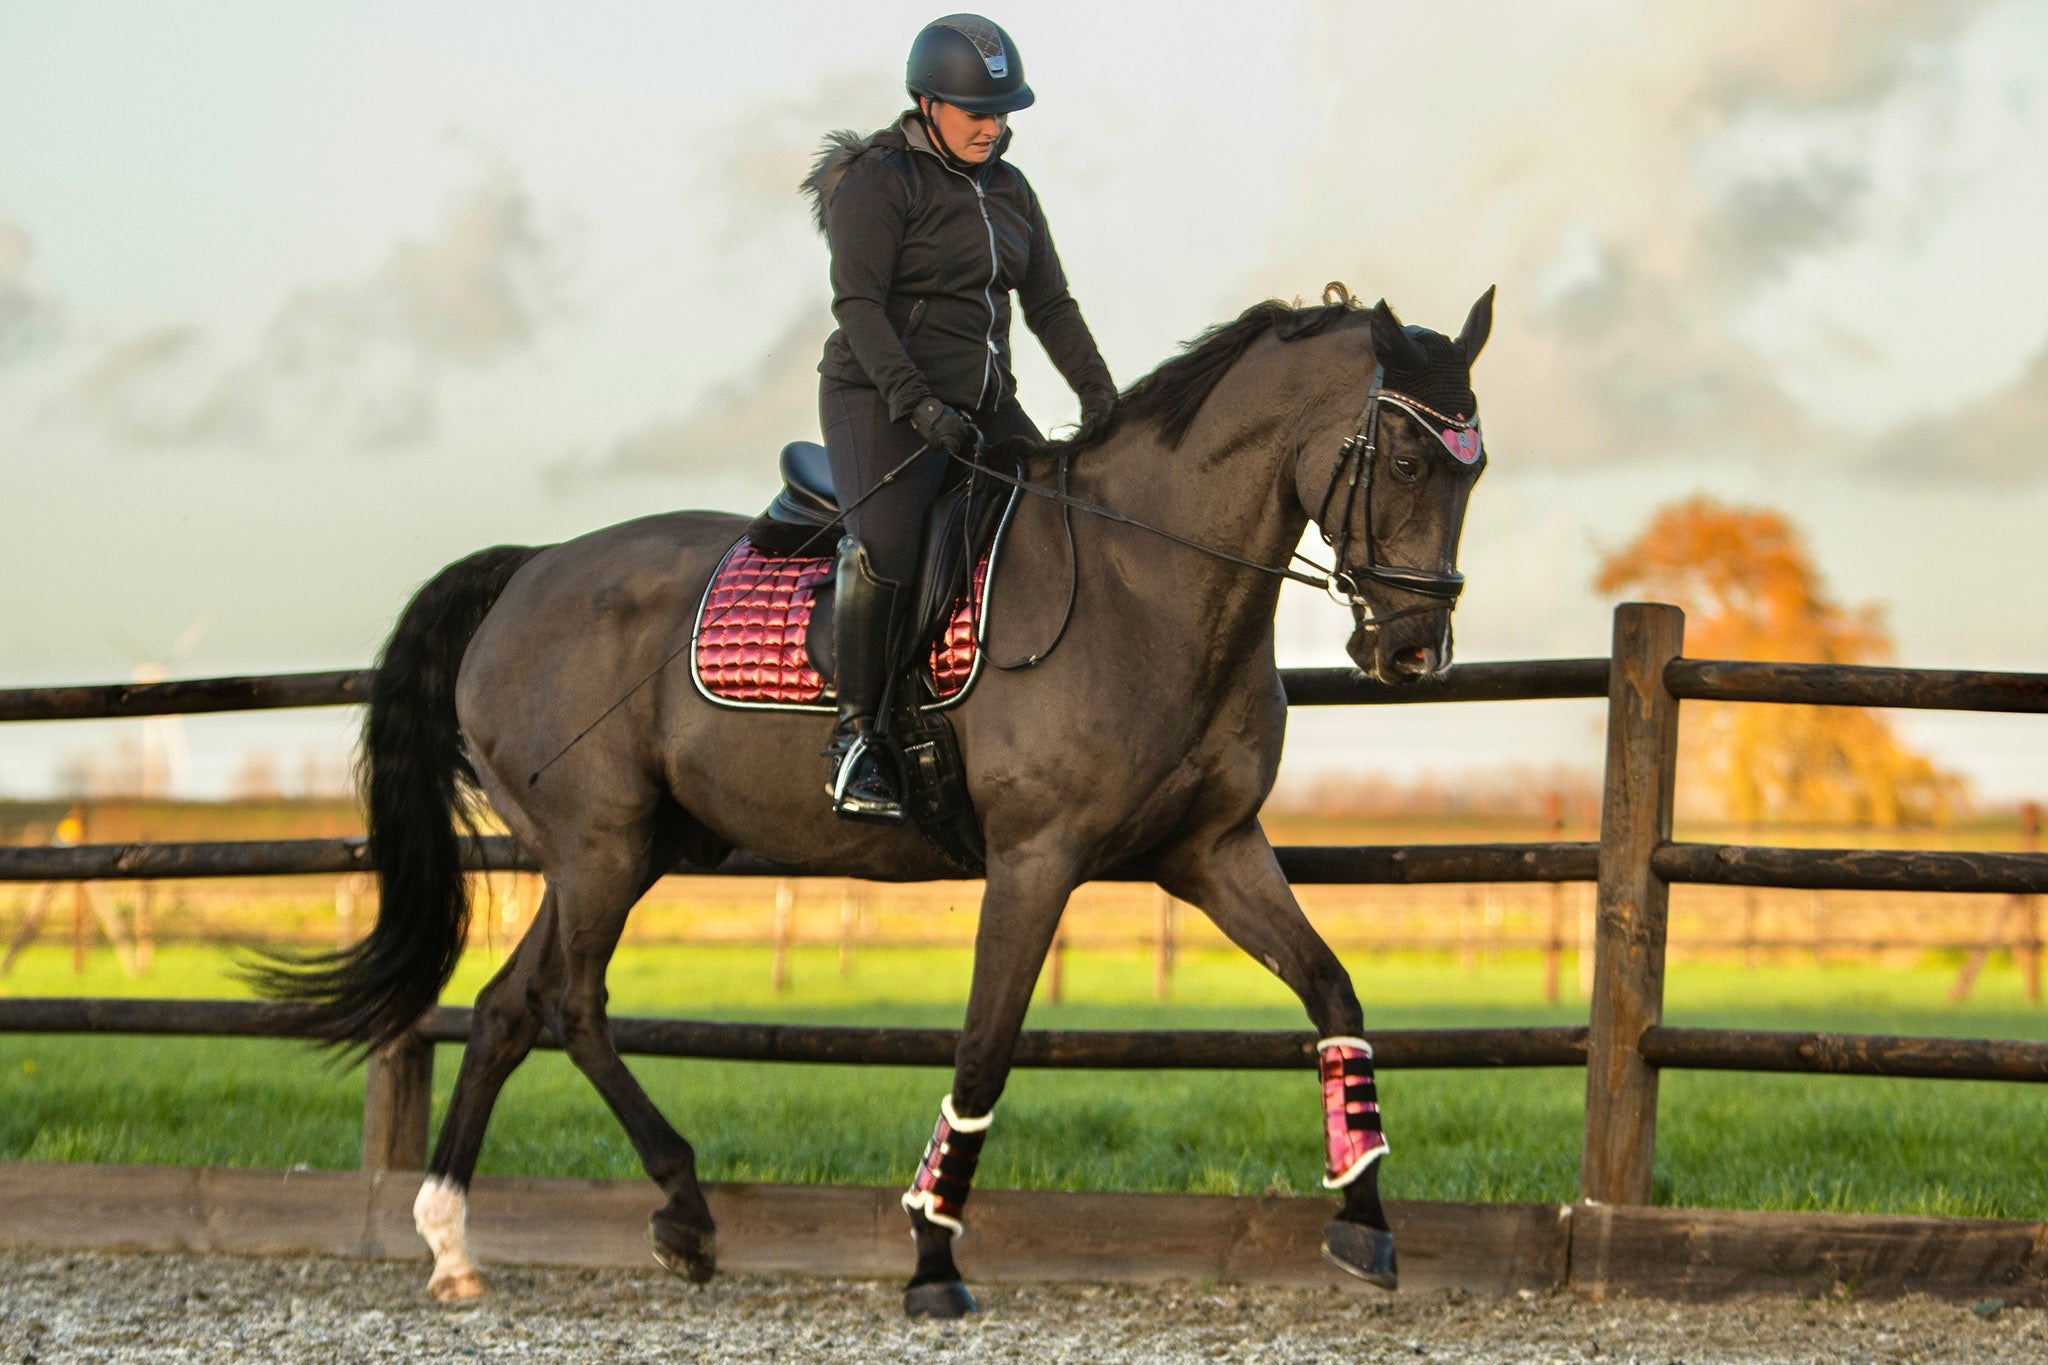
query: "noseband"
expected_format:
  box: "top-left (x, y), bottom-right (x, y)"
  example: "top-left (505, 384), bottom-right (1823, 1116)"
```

top-left (1313, 363), bottom-right (1475, 631)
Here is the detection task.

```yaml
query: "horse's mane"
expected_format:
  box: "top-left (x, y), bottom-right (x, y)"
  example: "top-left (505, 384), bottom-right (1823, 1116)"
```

top-left (1045, 299), bottom-right (1362, 457)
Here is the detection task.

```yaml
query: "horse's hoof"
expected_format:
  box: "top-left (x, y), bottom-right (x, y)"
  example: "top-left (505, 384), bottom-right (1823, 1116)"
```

top-left (649, 1213), bottom-right (718, 1284)
top-left (427, 1268), bottom-right (488, 1302)
top-left (903, 1279), bottom-right (978, 1319)
top-left (1322, 1218), bottom-right (1398, 1290)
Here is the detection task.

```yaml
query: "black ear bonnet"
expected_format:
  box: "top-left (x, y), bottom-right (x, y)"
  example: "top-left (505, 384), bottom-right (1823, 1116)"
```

top-left (1387, 326), bottom-right (1477, 422)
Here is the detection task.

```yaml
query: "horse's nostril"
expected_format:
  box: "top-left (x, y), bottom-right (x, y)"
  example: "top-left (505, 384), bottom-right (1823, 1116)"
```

top-left (1391, 646), bottom-right (1434, 678)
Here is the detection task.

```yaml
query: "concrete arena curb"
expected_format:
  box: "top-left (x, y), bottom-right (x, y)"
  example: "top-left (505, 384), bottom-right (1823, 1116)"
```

top-left (1, 1162), bottom-right (2043, 1305)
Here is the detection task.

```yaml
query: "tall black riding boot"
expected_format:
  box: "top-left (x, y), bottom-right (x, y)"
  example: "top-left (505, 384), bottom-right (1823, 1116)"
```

top-left (825, 537), bottom-right (909, 824)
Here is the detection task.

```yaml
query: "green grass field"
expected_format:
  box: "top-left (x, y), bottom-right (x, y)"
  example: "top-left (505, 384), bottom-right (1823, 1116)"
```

top-left (3, 942), bottom-right (2044, 1217)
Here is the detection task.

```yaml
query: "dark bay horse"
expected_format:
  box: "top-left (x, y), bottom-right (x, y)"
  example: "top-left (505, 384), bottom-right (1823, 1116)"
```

top-left (257, 286), bottom-right (1493, 1316)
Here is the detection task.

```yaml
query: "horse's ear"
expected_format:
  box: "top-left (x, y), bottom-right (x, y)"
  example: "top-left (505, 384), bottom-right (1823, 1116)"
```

top-left (1456, 286), bottom-right (1496, 362)
top-left (1370, 300), bottom-right (1427, 371)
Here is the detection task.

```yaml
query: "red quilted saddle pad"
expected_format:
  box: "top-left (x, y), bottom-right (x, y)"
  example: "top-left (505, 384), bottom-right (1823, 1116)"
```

top-left (693, 537), bottom-right (988, 709)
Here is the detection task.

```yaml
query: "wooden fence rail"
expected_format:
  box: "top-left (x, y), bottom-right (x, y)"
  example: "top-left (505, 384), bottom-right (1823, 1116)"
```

top-left (9, 997), bottom-right (2044, 1081)
top-left (3, 611), bottom-right (2045, 1191)
top-left (1664, 659), bottom-right (2048, 713)
top-left (0, 660), bottom-right (1609, 724)
top-left (10, 837), bottom-right (2044, 893)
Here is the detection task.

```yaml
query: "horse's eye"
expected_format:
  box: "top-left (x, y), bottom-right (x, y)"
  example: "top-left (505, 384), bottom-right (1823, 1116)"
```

top-left (1392, 456), bottom-right (1421, 478)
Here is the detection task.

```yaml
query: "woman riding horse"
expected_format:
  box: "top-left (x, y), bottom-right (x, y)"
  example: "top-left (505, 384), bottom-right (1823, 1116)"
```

top-left (252, 8), bottom-right (1496, 1316)
top-left (806, 12), bottom-right (1116, 823)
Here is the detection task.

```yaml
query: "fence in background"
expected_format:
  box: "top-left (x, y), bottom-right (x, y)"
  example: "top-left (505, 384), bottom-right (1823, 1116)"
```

top-left (2, 606), bottom-right (2046, 1204)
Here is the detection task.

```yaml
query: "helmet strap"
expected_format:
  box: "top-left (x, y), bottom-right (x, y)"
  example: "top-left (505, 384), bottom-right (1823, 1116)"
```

top-left (915, 97), bottom-right (984, 175)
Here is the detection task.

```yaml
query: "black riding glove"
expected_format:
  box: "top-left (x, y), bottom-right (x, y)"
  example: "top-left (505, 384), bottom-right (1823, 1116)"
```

top-left (910, 396), bottom-right (977, 455)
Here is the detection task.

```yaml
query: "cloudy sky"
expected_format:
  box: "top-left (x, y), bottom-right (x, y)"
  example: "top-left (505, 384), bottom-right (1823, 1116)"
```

top-left (3, 1), bottom-right (2045, 802)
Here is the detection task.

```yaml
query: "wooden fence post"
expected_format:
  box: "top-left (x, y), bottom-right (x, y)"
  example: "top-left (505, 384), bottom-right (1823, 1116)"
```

top-left (1577, 890), bottom-right (1595, 999)
top-left (1581, 602), bottom-right (1684, 1206)
top-left (134, 882), bottom-right (154, 974)
top-left (2021, 802), bottom-right (2041, 1005)
top-left (1045, 918), bottom-right (1067, 1004)
top-left (771, 878), bottom-right (795, 994)
top-left (839, 881), bottom-right (859, 979)
top-left (362, 1029), bottom-right (433, 1172)
top-left (1543, 791), bottom-right (1565, 1004)
top-left (1153, 888), bottom-right (1176, 1002)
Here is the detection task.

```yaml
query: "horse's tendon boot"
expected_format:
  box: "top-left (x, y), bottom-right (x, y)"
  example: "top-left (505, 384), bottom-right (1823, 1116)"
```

top-left (901, 1093), bottom-right (990, 1235)
top-left (1317, 1036), bottom-right (1388, 1189)
top-left (900, 1094), bottom-right (990, 1317)
top-left (648, 1209), bottom-right (718, 1284)
top-left (1315, 1035), bottom-right (1397, 1289)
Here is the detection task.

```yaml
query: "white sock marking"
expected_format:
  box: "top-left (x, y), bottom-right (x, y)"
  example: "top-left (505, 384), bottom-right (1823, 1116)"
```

top-left (413, 1176), bottom-right (479, 1288)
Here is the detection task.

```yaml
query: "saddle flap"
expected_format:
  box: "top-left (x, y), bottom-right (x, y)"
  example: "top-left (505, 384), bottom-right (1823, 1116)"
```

top-left (910, 447), bottom-right (1018, 662)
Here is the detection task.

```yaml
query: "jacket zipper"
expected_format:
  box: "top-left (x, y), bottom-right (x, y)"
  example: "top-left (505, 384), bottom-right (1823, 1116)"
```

top-left (910, 128), bottom-right (1005, 411)
top-left (969, 176), bottom-right (1000, 409)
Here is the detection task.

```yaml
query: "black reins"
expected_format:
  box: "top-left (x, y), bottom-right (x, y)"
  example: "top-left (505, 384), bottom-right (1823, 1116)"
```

top-left (532, 361), bottom-right (1477, 782)
top-left (947, 363), bottom-right (1469, 668)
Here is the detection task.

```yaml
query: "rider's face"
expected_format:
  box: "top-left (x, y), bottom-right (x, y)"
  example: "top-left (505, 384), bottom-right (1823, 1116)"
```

top-left (921, 99), bottom-right (1006, 162)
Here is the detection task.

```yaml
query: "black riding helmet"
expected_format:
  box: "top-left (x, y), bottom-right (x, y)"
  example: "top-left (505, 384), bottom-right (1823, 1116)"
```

top-left (906, 14), bottom-right (1034, 114)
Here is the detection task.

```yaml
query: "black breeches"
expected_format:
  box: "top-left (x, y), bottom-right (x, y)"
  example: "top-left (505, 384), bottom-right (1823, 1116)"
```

top-left (820, 378), bottom-right (1043, 586)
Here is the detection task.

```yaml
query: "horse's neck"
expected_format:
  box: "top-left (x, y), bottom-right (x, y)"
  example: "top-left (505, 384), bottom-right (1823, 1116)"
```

top-left (1067, 417), bottom-right (1305, 662)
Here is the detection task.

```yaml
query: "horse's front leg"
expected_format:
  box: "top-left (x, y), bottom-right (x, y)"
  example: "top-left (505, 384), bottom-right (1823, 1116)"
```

top-left (1157, 820), bottom-right (1398, 1289)
top-left (900, 846), bottom-right (1076, 1319)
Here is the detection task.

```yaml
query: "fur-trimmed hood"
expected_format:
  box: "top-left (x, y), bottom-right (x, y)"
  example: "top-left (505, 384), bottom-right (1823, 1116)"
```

top-left (800, 115), bottom-right (1012, 233)
top-left (800, 128), bottom-right (878, 233)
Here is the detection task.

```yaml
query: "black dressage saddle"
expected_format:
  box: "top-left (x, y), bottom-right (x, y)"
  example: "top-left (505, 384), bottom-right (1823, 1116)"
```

top-left (747, 440), bottom-right (1015, 689)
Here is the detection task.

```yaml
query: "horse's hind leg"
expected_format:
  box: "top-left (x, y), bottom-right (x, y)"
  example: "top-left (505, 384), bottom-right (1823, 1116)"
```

top-left (1157, 821), bottom-right (1398, 1289)
top-left (547, 851), bottom-right (718, 1283)
top-left (412, 888), bottom-right (562, 1301)
top-left (899, 847), bottom-right (1078, 1319)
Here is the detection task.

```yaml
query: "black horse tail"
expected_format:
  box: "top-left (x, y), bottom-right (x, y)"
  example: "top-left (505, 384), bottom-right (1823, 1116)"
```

top-left (247, 544), bottom-right (541, 1053)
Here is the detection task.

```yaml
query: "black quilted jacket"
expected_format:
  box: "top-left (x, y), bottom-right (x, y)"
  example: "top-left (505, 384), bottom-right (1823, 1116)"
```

top-left (804, 114), bottom-right (1115, 422)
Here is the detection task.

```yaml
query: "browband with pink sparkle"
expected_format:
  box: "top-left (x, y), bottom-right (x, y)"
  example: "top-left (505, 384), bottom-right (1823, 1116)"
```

top-left (1378, 392), bottom-right (1483, 466)
top-left (901, 1094), bottom-right (991, 1235)
top-left (1318, 1035), bottom-right (1388, 1188)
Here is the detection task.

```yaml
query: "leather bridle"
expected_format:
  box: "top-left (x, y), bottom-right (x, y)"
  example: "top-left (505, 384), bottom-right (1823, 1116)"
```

top-left (943, 360), bottom-right (1483, 667)
top-left (1312, 363), bottom-right (1476, 631)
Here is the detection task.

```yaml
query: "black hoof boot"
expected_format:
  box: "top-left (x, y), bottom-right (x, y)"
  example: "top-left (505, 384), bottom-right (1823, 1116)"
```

top-left (1322, 1218), bottom-right (1398, 1290)
top-left (648, 1211), bottom-right (718, 1284)
top-left (903, 1279), bottom-right (978, 1319)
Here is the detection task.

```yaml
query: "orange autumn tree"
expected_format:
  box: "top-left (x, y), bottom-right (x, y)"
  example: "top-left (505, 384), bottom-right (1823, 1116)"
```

top-left (1594, 496), bottom-right (1964, 826)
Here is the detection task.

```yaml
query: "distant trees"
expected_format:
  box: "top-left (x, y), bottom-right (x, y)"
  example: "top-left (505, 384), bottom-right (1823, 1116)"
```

top-left (1595, 496), bottom-right (1964, 826)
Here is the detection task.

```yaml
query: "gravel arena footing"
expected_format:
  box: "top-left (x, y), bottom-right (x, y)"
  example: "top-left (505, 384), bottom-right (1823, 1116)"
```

top-left (3, 1249), bottom-right (2045, 1363)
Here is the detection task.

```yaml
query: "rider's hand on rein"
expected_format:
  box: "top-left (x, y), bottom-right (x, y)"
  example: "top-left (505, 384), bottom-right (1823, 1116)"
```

top-left (911, 396), bottom-right (978, 456)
